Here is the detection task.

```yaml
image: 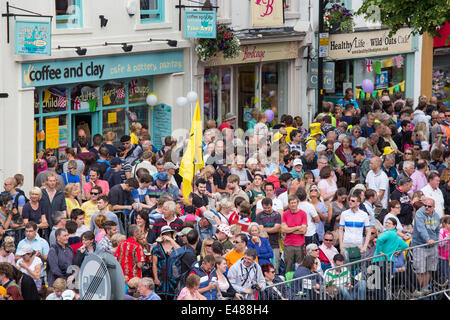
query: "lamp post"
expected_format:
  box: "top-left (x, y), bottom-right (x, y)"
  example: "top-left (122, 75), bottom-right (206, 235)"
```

top-left (317, 0), bottom-right (328, 115)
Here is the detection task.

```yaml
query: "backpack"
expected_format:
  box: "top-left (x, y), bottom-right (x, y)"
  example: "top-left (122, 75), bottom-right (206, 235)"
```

top-left (166, 246), bottom-right (195, 285)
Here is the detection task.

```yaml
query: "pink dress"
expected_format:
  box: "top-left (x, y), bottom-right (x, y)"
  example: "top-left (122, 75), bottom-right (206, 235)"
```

top-left (177, 287), bottom-right (203, 300)
top-left (438, 229), bottom-right (450, 260)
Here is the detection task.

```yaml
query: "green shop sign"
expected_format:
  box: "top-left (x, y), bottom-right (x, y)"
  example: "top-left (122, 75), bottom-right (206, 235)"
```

top-left (22, 50), bottom-right (184, 87)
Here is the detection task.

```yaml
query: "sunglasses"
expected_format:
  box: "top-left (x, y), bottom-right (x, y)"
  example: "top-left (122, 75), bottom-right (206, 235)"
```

top-left (323, 239), bottom-right (333, 242)
top-left (424, 205), bottom-right (433, 208)
top-left (90, 192), bottom-right (99, 195)
top-left (268, 270), bottom-right (275, 274)
top-left (405, 153), bottom-right (412, 155)
top-left (349, 199), bottom-right (357, 202)
top-left (233, 241), bottom-right (242, 244)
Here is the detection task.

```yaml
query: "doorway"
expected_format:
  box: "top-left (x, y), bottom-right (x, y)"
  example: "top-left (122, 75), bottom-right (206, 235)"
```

top-left (73, 113), bottom-right (93, 146)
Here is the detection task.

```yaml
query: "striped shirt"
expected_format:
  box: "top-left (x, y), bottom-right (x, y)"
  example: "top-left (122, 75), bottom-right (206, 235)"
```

top-left (339, 208), bottom-right (370, 245)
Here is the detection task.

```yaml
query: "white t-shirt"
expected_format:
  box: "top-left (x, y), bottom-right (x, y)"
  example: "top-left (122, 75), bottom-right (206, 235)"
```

top-left (256, 197), bottom-right (284, 213)
top-left (339, 208), bottom-right (370, 245)
top-left (298, 201), bottom-right (318, 237)
top-left (383, 213), bottom-right (403, 232)
top-left (420, 184), bottom-right (445, 218)
top-left (277, 191), bottom-right (290, 209)
top-left (16, 256), bottom-right (42, 277)
top-left (317, 179), bottom-right (337, 201)
top-left (365, 169), bottom-right (390, 209)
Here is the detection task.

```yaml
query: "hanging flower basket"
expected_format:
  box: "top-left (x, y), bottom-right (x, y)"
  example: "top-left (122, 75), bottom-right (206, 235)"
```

top-left (324, 2), bottom-right (354, 34)
top-left (195, 25), bottom-right (241, 62)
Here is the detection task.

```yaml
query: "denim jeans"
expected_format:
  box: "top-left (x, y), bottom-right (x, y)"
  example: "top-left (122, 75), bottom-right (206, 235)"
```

top-left (338, 280), bottom-right (367, 300)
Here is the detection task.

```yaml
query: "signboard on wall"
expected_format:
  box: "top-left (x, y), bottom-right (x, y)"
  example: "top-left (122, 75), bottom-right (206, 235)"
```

top-left (22, 50), bottom-right (184, 88)
top-left (308, 61), bottom-right (335, 91)
top-left (151, 104), bottom-right (172, 149)
top-left (184, 10), bottom-right (216, 38)
top-left (328, 28), bottom-right (413, 60)
top-left (15, 20), bottom-right (51, 56)
top-left (205, 42), bottom-right (299, 66)
top-left (251, 0), bottom-right (284, 27)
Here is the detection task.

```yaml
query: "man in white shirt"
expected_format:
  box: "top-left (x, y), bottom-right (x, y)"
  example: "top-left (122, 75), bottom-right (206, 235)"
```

top-left (277, 178), bottom-right (300, 211)
top-left (296, 188), bottom-right (320, 245)
top-left (339, 194), bottom-right (371, 262)
top-left (420, 171), bottom-right (444, 218)
top-left (365, 156), bottom-right (390, 209)
top-left (256, 182), bottom-right (284, 215)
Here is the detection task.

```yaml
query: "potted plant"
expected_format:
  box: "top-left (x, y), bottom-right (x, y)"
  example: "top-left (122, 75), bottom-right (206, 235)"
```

top-left (195, 25), bottom-right (241, 62)
top-left (324, 2), bottom-right (354, 33)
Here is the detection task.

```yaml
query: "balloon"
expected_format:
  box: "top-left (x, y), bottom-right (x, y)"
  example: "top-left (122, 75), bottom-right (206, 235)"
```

top-left (361, 79), bottom-right (374, 94)
top-left (186, 91), bottom-right (198, 103)
top-left (264, 109), bottom-right (274, 122)
top-left (176, 96), bottom-right (188, 107)
top-left (146, 93), bottom-right (158, 106)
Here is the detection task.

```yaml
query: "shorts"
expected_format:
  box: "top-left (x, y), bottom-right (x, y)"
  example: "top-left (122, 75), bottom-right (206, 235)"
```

top-left (412, 246), bottom-right (438, 274)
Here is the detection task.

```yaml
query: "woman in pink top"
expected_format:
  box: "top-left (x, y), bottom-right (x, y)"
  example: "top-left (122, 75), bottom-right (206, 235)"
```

top-left (177, 274), bottom-right (207, 300)
top-left (438, 216), bottom-right (450, 281)
top-left (0, 237), bottom-right (15, 265)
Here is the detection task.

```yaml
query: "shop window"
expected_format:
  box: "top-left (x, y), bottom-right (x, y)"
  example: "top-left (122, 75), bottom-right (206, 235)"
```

top-left (34, 90), bottom-right (40, 114)
top-left (203, 67), bottom-right (231, 124)
top-left (55, 0), bottom-right (83, 29)
top-left (238, 65), bottom-right (256, 130)
top-left (128, 78), bottom-right (152, 104)
top-left (102, 108), bottom-right (126, 145)
top-left (42, 87), bottom-right (68, 113)
top-left (129, 105), bottom-right (149, 130)
top-left (261, 62), bottom-right (288, 126)
top-left (43, 114), bottom-right (68, 162)
top-left (140, 0), bottom-right (165, 23)
top-left (102, 81), bottom-right (126, 107)
top-left (71, 84), bottom-right (100, 111)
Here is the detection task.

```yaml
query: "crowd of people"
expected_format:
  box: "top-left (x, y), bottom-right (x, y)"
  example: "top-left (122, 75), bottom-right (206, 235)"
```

top-left (0, 89), bottom-right (449, 300)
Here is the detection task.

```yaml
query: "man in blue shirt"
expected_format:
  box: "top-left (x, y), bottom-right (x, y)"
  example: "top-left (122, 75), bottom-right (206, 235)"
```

top-left (337, 88), bottom-right (359, 109)
top-left (137, 277), bottom-right (161, 300)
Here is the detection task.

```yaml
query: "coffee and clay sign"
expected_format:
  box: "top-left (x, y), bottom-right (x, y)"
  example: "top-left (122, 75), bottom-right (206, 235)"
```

top-left (328, 28), bottom-right (413, 60)
top-left (22, 50), bottom-right (184, 88)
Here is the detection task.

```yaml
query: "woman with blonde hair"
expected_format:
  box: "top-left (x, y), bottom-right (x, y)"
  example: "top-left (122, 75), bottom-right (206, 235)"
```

top-left (215, 198), bottom-right (234, 225)
top-left (198, 165), bottom-right (216, 193)
top-left (200, 237), bottom-right (215, 259)
top-left (64, 183), bottom-right (81, 217)
top-left (129, 122), bottom-right (142, 145)
top-left (22, 187), bottom-right (49, 229)
top-left (247, 222), bottom-right (273, 266)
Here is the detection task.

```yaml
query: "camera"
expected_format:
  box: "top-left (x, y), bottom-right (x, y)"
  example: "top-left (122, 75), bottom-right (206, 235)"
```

top-left (251, 283), bottom-right (259, 291)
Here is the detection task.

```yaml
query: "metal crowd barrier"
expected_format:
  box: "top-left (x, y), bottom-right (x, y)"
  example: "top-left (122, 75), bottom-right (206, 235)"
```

top-left (2, 226), bottom-right (26, 246)
top-left (260, 239), bottom-right (450, 301)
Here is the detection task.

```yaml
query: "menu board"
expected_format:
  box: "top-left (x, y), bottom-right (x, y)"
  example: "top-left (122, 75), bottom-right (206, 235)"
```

top-left (151, 104), bottom-right (172, 149)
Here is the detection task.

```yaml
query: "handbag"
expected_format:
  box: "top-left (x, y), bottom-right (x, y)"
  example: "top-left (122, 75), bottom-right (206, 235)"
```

top-left (346, 247), bottom-right (361, 262)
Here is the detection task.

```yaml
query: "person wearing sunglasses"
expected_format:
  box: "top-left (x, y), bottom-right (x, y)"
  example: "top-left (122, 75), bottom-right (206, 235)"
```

top-left (410, 198), bottom-right (441, 295)
top-left (338, 194), bottom-right (371, 263)
top-left (80, 185), bottom-right (103, 229)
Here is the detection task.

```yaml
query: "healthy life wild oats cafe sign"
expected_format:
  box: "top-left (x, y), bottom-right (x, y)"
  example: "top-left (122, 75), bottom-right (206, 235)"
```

top-left (22, 50), bottom-right (184, 87)
top-left (328, 28), bottom-right (414, 60)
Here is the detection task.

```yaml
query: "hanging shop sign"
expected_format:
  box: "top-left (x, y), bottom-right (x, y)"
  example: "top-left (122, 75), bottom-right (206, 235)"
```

top-left (22, 50), bottom-right (184, 88)
top-left (308, 61), bottom-right (335, 91)
top-left (184, 10), bottom-right (216, 38)
top-left (205, 41), bottom-right (299, 67)
top-left (251, 0), bottom-right (284, 27)
top-left (328, 28), bottom-right (413, 60)
top-left (15, 20), bottom-right (51, 56)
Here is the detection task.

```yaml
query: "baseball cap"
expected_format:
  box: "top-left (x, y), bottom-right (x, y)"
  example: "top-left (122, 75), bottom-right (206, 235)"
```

top-left (316, 144), bottom-right (327, 153)
top-left (164, 162), bottom-right (177, 171)
top-left (177, 227), bottom-right (193, 237)
top-left (16, 244), bottom-right (34, 256)
top-left (110, 157), bottom-right (122, 166)
top-left (156, 172), bottom-right (169, 183)
top-left (202, 210), bottom-right (218, 226)
top-left (293, 159), bottom-right (303, 166)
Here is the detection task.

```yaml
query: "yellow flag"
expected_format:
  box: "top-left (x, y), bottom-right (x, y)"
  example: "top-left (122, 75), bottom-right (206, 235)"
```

top-left (179, 100), bottom-right (204, 204)
top-left (355, 88), bottom-right (361, 100)
top-left (400, 81), bottom-right (405, 92)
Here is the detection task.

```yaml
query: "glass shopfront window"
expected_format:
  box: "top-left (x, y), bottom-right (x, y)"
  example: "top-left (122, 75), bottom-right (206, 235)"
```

top-left (238, 64), bottom-right (256, 130)
top-left (203, 67), bottom-right (231, 124)
top-left (261, 62), bottom-right (288, 125)
top-left (34, 77), bottom-right (153, 158)
top-left (43, 114), bottom-right (68, 162)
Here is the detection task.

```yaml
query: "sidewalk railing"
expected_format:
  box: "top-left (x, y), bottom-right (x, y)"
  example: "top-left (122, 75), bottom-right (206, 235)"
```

top-left (261, 239), bottom-right (450, 300)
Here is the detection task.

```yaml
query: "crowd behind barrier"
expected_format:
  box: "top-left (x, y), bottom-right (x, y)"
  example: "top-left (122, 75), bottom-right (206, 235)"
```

top-left (1, 93), bottom-right (450, 301)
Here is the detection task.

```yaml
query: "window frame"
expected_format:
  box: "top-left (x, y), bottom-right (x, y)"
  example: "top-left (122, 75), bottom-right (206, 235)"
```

top-left (55, 0), bottom-right (83, 29)
top-left (140, 0), bottom-right (165, 24)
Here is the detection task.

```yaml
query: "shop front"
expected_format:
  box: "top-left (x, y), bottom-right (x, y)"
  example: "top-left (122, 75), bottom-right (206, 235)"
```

top-left (24, 50), bottom-right (184, 162)
top-left (433, 22), bottom-right (450, 104)
top-left (202, 41), bottom-right (301, 130)
top-left (324, 28), bottom-right (418, 105)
